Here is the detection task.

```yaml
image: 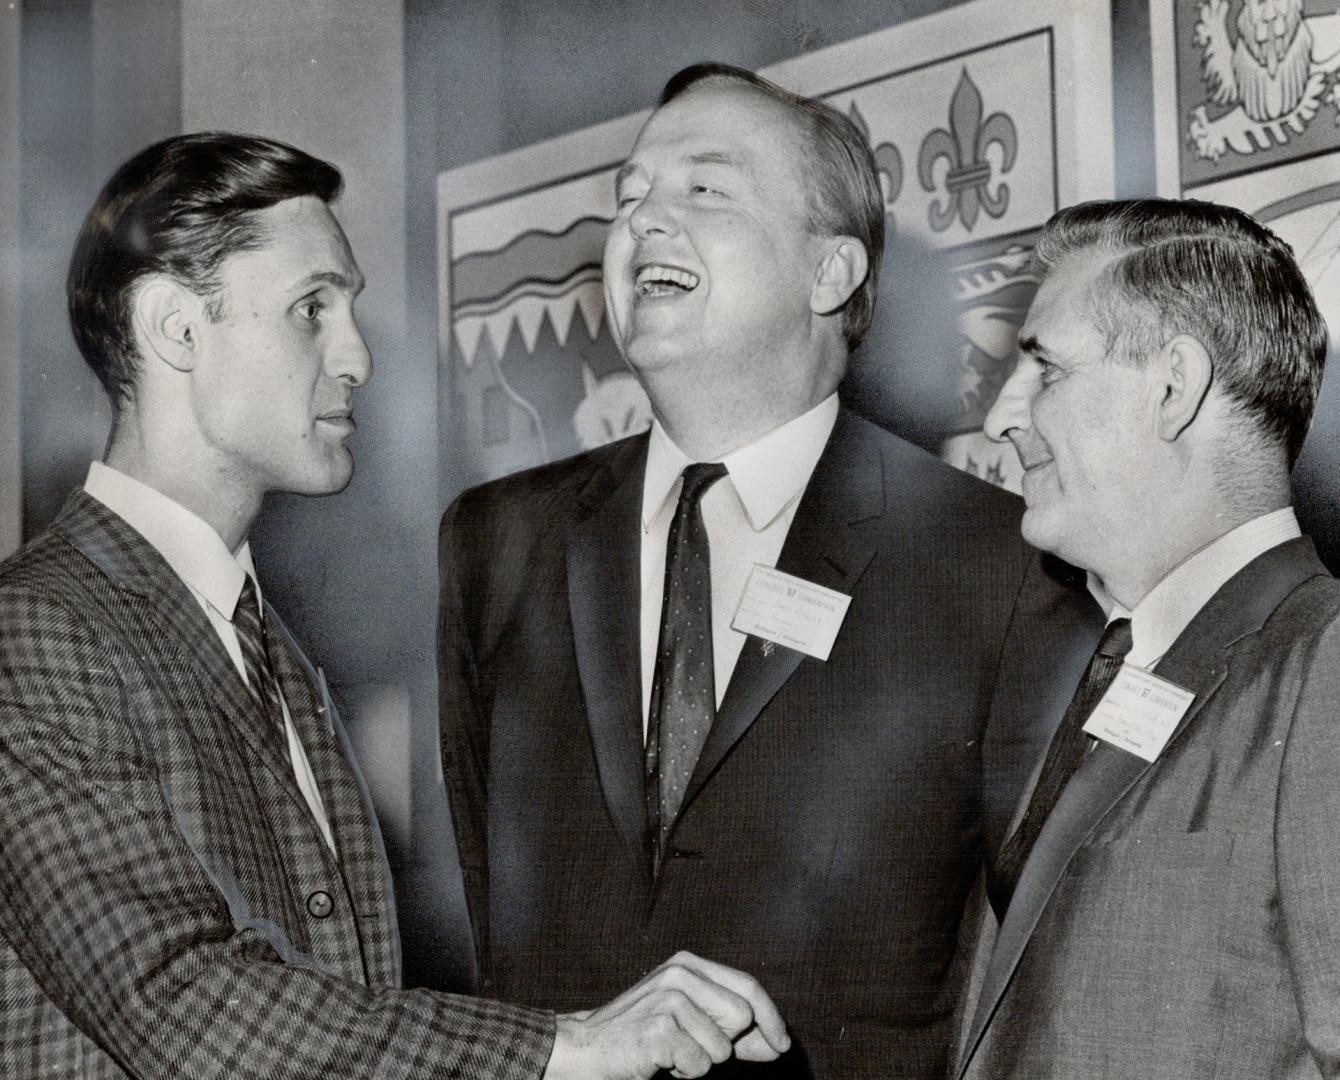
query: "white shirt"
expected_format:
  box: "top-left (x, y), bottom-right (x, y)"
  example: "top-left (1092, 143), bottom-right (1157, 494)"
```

top-left (1090, 506), bottom-right (1302, 670)
top-left (84, 461), bottom-right (335, 852)
top-left (639, 394), bottom-right (839, 735)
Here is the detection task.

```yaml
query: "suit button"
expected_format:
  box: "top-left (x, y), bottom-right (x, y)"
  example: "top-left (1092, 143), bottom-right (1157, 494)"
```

top-left (307, 890), bottom-right (334, 919)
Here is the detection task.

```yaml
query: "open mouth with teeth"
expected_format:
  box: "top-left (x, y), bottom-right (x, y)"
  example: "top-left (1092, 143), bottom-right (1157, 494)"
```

top-left (636, 264), bottom-right (700, 298)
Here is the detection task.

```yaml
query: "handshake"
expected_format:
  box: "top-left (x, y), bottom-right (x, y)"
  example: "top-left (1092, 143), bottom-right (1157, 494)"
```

top-left (544, 951), bottom-right (791, 1080)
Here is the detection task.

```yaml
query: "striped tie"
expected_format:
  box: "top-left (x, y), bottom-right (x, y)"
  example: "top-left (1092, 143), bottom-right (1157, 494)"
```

top-left (234, 574), bottom-right (285, 726)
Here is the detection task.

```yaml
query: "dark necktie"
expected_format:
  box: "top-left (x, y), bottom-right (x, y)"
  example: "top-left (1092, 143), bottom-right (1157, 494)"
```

top-left (645, 462), bottom-right (728, 869)
top-left (235, 575), bottom-right (351, 861)
top-left (989, 617), bottom-right (1134, 915)
top-left (234, 574), bottom-right (286, 727)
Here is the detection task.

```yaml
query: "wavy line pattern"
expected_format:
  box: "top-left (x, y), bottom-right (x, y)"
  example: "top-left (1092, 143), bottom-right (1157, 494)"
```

top-left (454, 265), bottom-right (604, 320)
top-left (452, 217), bottom-right (612, 305)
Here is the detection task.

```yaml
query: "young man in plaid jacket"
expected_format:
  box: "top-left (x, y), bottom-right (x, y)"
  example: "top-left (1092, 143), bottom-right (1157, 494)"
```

top-left (0, 132), bottom-right (788, 1080)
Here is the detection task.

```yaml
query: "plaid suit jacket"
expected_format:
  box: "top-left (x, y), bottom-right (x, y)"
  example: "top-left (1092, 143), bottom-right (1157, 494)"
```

top-left (0, 491), bottom-right (553, 1079)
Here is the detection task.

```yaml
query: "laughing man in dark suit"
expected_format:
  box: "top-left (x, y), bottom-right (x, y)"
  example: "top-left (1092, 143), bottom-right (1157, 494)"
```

top-left (956, 199), bottom-right (1338, 1079)
top-left (437, 63), bottom-right (1083, 1079)
top-left (0, 132), bottom-right (788, 1080)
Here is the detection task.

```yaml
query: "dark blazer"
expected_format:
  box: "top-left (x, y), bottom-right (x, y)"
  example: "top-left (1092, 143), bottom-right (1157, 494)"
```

top-left (957, 537), bottom-right (1340, 1080)
top-left (0, 491), bottom-right (553, 1080)
top-left (439, 407), bottom-right (1089, 1078)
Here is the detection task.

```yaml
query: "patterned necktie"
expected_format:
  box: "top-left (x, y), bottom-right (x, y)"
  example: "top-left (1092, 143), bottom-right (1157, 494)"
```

top-left (646, 462), bottom-right (728, 869)
top-left (236, 575), bottom-right (349, 862)
top-left (989, 617), bottom-right (1134, 916)
top-left (234, 574), bottom-right (285, 727)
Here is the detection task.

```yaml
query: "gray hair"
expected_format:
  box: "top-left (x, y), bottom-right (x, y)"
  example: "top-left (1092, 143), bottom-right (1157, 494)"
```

top-left (1033, 198), bottom-right (1327, 466)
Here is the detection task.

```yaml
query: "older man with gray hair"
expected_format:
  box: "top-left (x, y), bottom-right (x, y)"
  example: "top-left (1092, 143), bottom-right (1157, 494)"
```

top-left (958, 198), bottom-right (1336, 1079)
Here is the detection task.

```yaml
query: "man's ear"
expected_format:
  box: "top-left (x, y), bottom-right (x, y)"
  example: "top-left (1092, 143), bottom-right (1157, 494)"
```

top-left (131, 277), bottom-right (203, 373)
top-left (811, 237), bottom-right (868, 317)
top-left (1156, 333), bottom-right (1214, 443)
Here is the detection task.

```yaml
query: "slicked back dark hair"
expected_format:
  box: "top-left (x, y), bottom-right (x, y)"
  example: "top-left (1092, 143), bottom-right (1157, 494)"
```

top-left (67, 131), bottom-right (343, 411)
top-left (1034, 198), bottom-right (1328, 465)
top-left (659, 62), bottom-right (884, 353)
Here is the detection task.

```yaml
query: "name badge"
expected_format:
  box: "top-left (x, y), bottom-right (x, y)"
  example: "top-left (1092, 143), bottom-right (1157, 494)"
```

top-left (1082, 664), bottom-right (1195, 762)
top-left (731, 565), bottom-right (852, 662)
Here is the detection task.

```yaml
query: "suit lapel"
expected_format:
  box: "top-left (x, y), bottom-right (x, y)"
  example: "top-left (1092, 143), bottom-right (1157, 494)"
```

top-left (567, 437), bottom-right (652, 874)
top-left (264, 613), bottom-right (357, 856)
top-left (960, 536), bottom-right (1328, 1074)
top-left (56, 490), bottom-right (315, 817)
top-left (682, 410), bottom-right (883, 811)
top-left (267, 608), bottom-right (402, 987)
top-left (983, 554), bottom-right (1106, 855)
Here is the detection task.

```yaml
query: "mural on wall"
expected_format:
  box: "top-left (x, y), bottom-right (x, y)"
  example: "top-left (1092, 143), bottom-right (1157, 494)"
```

top-left (438, 0), bottom-right (1114, 495)
top-left (444, 167), bottom-right (630, 483)
top-left (1153, 0), bottom-right (1340, 342)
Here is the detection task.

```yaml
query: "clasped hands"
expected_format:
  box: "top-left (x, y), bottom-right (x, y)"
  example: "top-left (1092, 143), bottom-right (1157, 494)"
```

top-left (544, 950), bottom-right (791, 1080)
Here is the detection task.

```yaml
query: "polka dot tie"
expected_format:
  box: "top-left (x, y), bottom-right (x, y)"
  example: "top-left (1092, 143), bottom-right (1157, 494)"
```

top-left (646, 462), bottom-right (728, 869)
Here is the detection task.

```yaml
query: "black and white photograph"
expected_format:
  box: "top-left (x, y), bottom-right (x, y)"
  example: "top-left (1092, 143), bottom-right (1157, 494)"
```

top-left (3, 2), bottom-right (1340, 1077)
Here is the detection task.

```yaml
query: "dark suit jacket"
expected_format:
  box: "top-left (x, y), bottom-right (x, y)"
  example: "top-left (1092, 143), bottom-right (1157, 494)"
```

top-left (958, 537), bottom-right (1340, 1080)
top-left (0, 491), bottom-right (553, 1080)
top-left (439, 408), bottom-right (1092, 1078)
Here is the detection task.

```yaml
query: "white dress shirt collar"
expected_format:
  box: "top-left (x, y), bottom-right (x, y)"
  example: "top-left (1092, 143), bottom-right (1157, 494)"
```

top-left (84, 460), bottom-right (257, 619)
top-left (1089, 506), bottom-right (1302, 669)
top-left (642, 393), bottom-right (840, 532)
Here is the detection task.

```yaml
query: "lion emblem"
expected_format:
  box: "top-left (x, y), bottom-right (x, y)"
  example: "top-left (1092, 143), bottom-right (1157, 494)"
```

top-left (1190, 0), bottom-right (1340, 161)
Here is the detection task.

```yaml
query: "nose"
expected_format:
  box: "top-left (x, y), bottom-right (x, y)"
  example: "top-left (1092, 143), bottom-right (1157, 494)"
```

top-left (329, 314), bottom-right (373, 388)
top-left (628, 187), bottom-right (678, 241)
top-left (983, 355), bottom-right (1036, 443)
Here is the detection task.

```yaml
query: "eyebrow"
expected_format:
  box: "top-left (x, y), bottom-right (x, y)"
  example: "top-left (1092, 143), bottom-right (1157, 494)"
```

top-left (687, 150), bottom-right (741, 168)
top-left (1017, 333), bottom-right (1047, 358)
top-left (614, 162), bottom-right (640, 190)
top-left (613, 149), bottom-right (745, 191)
top-left (294, 269), bottom-right (365, 295)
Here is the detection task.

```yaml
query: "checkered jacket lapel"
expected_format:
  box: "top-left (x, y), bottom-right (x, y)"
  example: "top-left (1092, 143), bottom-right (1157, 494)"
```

top-left (60, 490), bottom-right (403, 986)
top-left (266, 616), bottom-right (401, 987)
top-left (56, 491), bottom-right (310, 814)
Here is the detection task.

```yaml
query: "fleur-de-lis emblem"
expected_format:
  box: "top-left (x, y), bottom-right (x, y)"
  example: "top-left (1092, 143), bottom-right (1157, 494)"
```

top-left (917, 68), bottom-right (1018, 233)
top-left (847, 102), bottom-right (903, 230)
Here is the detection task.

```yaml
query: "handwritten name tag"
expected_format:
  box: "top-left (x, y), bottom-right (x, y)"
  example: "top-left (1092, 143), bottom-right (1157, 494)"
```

top-left (1082, 664), bottom-right (1196, 762)
top-left (731, 565), bottom-right (852, 662)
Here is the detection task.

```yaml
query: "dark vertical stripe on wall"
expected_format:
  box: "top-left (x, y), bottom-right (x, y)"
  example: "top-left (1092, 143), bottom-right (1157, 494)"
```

top-left (404, 0), bottom-right (482, 996)
top-left (1112, 0), bottom-right (1156, 198)
top-left (423, 0), bottom-right (504, 509)
top-left (2, 6), bottom-right (25, 555)
top-left (20, 0), bottom-right (182, 540)
top-left (21, 0), bottom-right (98, 540)
top-left (91, 0), bottom-right (182, 179)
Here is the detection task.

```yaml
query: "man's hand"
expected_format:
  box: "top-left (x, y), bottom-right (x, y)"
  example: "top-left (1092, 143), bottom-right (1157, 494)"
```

top-left (543, 951), bottom-right (790, 1080)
